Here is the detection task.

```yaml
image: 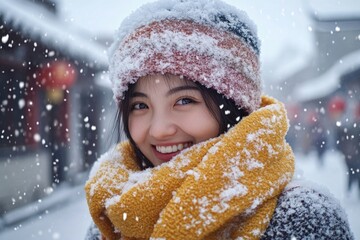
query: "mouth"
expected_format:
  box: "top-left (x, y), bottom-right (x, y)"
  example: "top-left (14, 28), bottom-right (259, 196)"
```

top-left (152, 142), bottom-right (193, 162)
top-left (155, 142), bottom-right (193, 154)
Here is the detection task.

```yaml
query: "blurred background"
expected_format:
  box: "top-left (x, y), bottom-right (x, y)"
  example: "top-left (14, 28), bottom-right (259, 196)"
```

top-left (0, 0), bottom-right (359, 239)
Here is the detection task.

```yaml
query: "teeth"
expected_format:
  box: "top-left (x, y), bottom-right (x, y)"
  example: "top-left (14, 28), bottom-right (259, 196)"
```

top-left (156, 143), bottom-right (191, 154)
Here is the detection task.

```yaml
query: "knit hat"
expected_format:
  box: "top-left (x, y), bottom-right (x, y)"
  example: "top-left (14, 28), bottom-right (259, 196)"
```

top-left (109, 0), bottom-right (261, 113)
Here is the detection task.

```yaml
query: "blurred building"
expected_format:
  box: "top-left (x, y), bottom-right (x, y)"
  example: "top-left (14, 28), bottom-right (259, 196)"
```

top-left (271, 4), bottom-right (360, 154)
top-left (0, 0), bottom-right (111, 217)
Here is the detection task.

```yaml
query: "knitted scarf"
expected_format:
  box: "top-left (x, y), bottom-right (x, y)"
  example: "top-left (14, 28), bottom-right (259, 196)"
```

top-left (85, 96), bottom-right (295, 240)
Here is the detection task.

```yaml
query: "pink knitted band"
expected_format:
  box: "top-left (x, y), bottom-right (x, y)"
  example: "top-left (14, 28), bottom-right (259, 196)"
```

top-left (109, 19), bottom-right (261, 113)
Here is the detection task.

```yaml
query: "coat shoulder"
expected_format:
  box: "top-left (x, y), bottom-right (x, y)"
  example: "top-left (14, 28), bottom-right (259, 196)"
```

top-left (84, 222), bottom-right (102, 240)
top-left (262, 180), bottom-right (354, 240)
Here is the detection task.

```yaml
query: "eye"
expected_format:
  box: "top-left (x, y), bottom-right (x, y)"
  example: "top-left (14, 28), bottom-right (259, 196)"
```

top-left (131, 102), bottom-right (148, 110)
top-left (175, 98), bottom-right (195, 105)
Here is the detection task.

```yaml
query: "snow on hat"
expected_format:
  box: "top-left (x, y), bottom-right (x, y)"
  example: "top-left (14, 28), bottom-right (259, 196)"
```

top-left (109, 0), bottom-right (261, 113)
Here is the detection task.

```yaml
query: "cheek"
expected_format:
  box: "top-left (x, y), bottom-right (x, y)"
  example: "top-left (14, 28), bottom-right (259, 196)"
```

top-left (180, 109), bottom-right (219, 141)
top-left (128, 116), bottom-right (146, 144)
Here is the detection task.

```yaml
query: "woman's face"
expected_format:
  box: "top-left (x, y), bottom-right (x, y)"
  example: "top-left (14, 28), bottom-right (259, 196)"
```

top-left (128, 74), bottom-right (219, 166)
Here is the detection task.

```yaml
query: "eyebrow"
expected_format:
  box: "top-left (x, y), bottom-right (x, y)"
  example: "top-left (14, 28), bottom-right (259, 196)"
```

top-left (131, 91), bottom-right (147, 98)
top-left (166, 85), bottom-right (200, 96)
top-left (131, 85), bottom-right (200, 98)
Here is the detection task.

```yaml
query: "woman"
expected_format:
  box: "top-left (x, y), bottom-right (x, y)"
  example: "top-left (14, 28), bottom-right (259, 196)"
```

top-left (85, 0), bottom-right (354, 239)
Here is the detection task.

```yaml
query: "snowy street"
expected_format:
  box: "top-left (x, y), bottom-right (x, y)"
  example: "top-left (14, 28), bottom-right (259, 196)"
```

top-left (1, 0), bottom-right (359, 239)
top-left (0, 184), bottom-right (92, 240)
top-left (0, 150), bottom-right (359, 240)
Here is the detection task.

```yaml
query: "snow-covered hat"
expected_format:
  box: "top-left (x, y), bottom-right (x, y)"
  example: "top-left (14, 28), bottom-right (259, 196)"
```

top-left (109, 0), bottom-right (261, 113)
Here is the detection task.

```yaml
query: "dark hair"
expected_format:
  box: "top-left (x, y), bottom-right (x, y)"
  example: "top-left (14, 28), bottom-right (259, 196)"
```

top-left (114, 76), bottom-right (248, 169)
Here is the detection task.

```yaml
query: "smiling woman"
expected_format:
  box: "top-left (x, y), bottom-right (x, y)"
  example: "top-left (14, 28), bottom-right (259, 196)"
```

top-left (122, 74), bottom-right (246, 168)
top-left (84, 0), bottom-right (354, 239)
top-left (127, 74), bottom-right (220, 167)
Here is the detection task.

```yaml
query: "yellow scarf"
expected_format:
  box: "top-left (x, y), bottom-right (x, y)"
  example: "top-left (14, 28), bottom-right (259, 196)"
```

top-left (85, 96), bottom-right (295, 240)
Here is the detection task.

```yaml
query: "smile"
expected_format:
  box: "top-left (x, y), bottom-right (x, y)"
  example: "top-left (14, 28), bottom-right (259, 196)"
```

top-left (155, 142), bottom-right (192, 154)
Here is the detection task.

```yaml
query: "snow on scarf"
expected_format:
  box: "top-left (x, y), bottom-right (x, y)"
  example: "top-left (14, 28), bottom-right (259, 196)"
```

top-left (85, 96), bottom-right (295, 240)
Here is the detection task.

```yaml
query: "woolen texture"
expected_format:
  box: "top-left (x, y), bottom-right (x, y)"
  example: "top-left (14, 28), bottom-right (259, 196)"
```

top-left (85, 184), bottom-right (355, 240)
top-left (109, 0), bottom-right (261, 113)
top-left (85, 96), bottom-right (295, 240)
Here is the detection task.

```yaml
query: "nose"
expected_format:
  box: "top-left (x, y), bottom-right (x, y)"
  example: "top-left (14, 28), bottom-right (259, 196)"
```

top-left (149, 111), bottom-right (177, 140)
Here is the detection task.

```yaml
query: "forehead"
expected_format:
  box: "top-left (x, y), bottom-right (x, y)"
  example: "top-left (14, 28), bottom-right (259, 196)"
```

top-left (135, 74), bottom-right (196, 92)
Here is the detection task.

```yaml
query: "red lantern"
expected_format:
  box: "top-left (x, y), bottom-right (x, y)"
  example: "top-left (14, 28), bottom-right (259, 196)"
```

top-left (38, 60), bottom-right (77, 89)
top-left (285, 103), bottom-right (300, 121)
top-left (327, 95), bottom-right (346, 117)
top-left (306, 110), bottom-right (318, 124)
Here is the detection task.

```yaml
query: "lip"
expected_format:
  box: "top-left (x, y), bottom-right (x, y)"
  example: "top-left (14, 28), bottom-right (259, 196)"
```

top-left (151, 142), bottom-right (192, 162)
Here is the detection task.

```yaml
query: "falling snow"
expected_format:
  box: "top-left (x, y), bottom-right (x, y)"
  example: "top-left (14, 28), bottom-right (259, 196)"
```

top-left (0, 0), bottom-right (359, 239)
